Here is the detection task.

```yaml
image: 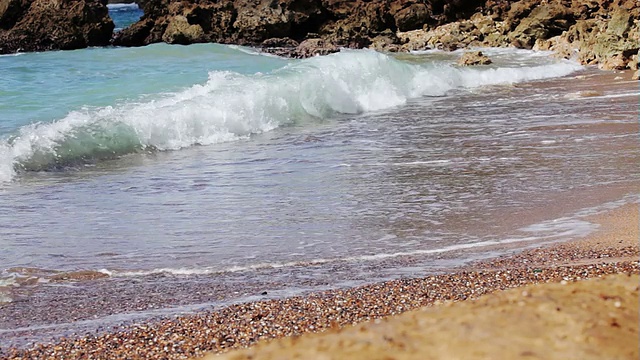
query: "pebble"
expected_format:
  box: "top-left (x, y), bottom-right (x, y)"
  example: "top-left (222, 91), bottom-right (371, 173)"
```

top-left (2, 244), bottom-right (638, 360)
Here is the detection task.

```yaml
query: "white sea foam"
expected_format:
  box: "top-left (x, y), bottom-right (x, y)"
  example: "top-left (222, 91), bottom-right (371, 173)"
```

top-left (101, 214), bottom-right (596, 278)
top-left (53, 196), bottom-right (640, 281)
top-left (0, 292), bottom-right (11, 304)
top-left (0, 52), bottom-right (25, 57)
top-left (0, 50), bottom-right (582, 182)
top-left (227, 45), bottom-right (287, 59)
top-left (107, 3), bottom-right (139, 10)
top-left (0, 277), bottom-right (18, 287)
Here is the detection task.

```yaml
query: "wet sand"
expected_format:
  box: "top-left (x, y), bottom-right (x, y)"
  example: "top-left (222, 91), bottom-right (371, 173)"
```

top-left (2, 203), bottom-right (637, 359)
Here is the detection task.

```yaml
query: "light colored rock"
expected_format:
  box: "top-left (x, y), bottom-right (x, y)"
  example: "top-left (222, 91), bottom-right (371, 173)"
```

top-left (599, 53), bottom-right (629, 70)
top-left (457, 51), bottom-right (492, 66)
top-left (162, 15), bottom-right (204, 44)
top-left (509, 3), bottom-right (571, 49)
top-left (606, 8), bottom-right (632, 37)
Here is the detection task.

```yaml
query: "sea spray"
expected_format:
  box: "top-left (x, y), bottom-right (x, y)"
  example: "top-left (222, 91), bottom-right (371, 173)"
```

top-left (0, 49), bottom-right (582, 182)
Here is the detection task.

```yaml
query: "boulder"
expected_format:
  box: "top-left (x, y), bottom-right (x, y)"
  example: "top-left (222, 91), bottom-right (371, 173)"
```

top-left (111, 18), bottom-right (156, 47)
top-left (394, 3), bottom-right (430, 32)
top-left (0, 0), bottom-right (114, 54)
top-left (509, 3), bottom-right (573, 49)
top-left (293, 38), bottom-right (338, 58)
top-left (457, 50), bottom-right (492, 66)
top-left (162, 15), bottom-right (205, 44)
top-left (598, 53), bottom-right (628, 70)
top-left (232, 0), bottom-right (325, 44)
top-left (370, 31), bottom-right (401, 52)
top-left (318, 1), bottom-right (392, 47)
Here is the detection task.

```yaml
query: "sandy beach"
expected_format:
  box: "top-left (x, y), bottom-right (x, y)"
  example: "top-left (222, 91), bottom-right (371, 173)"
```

top-left (2, 202), bottom-right (637, 359)
top-left (210, 274), bottom-right (639, 360)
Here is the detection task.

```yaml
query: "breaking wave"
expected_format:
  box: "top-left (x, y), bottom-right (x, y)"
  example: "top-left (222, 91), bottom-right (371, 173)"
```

top-left (106, 2), bottom-right (140, 10)
top-left (0, 50), bottom-right (582, 182)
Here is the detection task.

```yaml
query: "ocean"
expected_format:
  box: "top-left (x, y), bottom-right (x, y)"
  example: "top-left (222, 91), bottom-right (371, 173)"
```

top-left (0, 4), bottom-right (638, 348)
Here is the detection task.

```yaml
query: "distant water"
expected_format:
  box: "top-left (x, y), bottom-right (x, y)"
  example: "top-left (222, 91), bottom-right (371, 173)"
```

top-left (0, 42), bottom-right (639, 347)
top-left (108, 3), bottom-right (144, 31)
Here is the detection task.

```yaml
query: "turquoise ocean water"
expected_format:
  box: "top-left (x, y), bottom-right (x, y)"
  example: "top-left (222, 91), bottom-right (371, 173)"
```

top-left (0, 5), bottom-right (639, 347)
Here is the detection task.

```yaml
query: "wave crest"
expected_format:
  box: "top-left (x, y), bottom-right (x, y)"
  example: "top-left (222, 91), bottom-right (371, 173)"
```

top-left (0, 50), bottom-right (582, 182)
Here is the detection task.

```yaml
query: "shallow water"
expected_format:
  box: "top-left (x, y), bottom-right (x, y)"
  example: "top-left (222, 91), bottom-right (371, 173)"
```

top-left (108, 3), bottom-right (144, 31)
top-left (0, 43), bottom-right (638, 347)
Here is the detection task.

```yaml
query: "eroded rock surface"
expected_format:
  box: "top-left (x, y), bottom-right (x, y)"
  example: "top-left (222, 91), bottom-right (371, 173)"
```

top-left (1, 0), bottom-right (637, 69)
top-left (0, 0), bottom-right (114, 54)
top-left (400, 0), bottom-right (639, 70)
top-left (458, 50), bottom-right (492, 66)
top-left (111, 0), bottom-right (480, 49)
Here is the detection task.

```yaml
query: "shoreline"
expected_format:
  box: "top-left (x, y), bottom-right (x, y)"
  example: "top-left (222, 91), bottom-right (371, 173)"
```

top-left (2, 0), bottom-right (638, 75)
top-left (3, 202), bottom-right (638, 359)
top-left (1, 64), bottom-right (637, 353)
top-left (209, 273), bottom-right (639, 360)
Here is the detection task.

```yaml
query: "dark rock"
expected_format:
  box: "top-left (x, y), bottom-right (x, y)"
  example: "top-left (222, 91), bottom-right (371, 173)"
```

top-left (370, 29), bottom-right (401, 52)
top-left (0, 0), bottom-right (30, 30)
top-left (394, 3), bottom-right (431, 32)
top-left (0, 0), bottom-right (114, 54)
top-left (318, 1), bottom-right (393, 47)
top-left (113, 0), bottom-right (330, 47)
top-left (233, 0), bottom-right (323, 44)
top-left (110, 0), bottom-right (490, 52)
top-left (112, 18), bottom-right (155, 47)
top-left (261, 37), bottom-right (299, 48)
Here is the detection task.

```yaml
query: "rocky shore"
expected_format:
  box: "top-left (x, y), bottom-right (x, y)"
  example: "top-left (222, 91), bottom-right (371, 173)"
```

top-left (1, 0), bottom-right (638, 72)
top-left (2, 204), bottom-right (638, 359)
top-left (0, 0), bottom-right (113, 54)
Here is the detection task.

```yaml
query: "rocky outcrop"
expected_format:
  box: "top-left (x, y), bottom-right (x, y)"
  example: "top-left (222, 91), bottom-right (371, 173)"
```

top-left (457, 50), bottom-right (492, 66)
top-left (0, 0), bottom-right (114, 54)
top-left (398, 13), bottom-right (511, 51)
top-left (112, 0), bottom-right (637, 69)
top-left (292, 37), bottom-right (338, 58)
top-left (113, 0), bottom-right (328, 47)
top-left (111, 0), bottom-right (485, 49)
top-left (399, 0), bottom-right (639, 70)
top-left (533, 5), bottom-right (639, 70)
top-left (0, 0), bottom-right (636, 71)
